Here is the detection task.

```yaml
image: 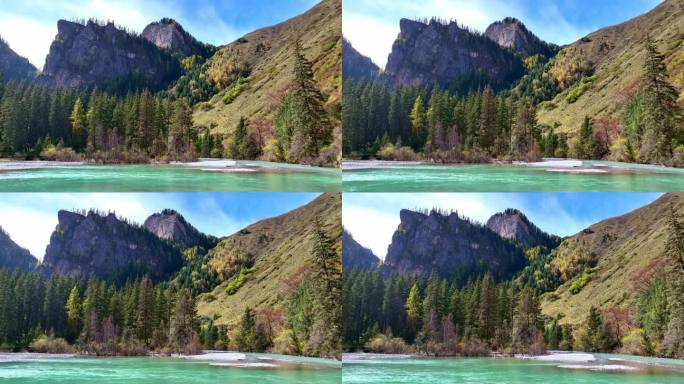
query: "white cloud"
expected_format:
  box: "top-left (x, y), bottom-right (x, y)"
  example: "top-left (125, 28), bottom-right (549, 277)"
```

top-left (343, 205), bottom-right (399, 259)
top-left (343, 12), bottom-right (398, 68)
top-left (0, 15), bottom-right (56, 68)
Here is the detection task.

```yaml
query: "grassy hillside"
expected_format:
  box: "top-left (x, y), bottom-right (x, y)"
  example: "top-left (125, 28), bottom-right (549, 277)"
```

top-left (196, 193), bottom-right (341, 326)
top-left (537, 0), bottom-right (684, 133)
top-left (193, 0), bottom-right (341, 135)
top-left (542, 193), bottom-right (682, 324)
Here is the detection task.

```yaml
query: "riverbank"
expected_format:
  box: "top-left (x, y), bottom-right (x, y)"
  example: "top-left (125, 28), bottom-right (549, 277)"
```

top-left (0, 351), bottom-right (341, 383)
top-left (343, 352), bottom-right (684, 383)
top-left (342, 158), bottom-right (684, 192)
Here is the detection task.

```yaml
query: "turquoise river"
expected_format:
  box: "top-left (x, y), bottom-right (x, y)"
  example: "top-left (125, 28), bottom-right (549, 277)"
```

top-left (343, 352), bottom-right (684, 384)
top-left (0, 352), bottom-right (341, 384)
top-left (342, 159), bottom-right (684, 192)
top-left (0, 160), bottom-right (340, 192)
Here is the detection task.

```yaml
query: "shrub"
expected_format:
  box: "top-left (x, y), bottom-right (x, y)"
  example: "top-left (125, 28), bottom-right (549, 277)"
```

top-left (222, 77), bottom-right (251, 104)
top-left (365, 334), bottom-right (413, 354)
top-left (565, 76), bottom-right (596, 103)
top-left (39, 146), bottom-right (84, 162)
top-left (29, 335), bottom-right (74, 354)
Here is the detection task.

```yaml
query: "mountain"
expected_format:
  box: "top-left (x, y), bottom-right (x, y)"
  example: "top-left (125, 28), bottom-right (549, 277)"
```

top-left (342, 228), bottom-right (380, 270)
top-left (144, 209), bottom-right (215, 250)
top-left (42, 210), bottom-right (184, 283)
top-left (192, 0), bottom-right (341, 134)
top-left (542, 193), bottom-right (681, 324)
top-left (536, 0), bottom-right (684, 132)
top-left (484, 17), bottom-right (555, 57)
top-left (0, 36), bottom-right (36, 82)
top-left (382, 18), bottom-right (525, 91)
top-left (0, 227), bottom-right (37, 271)
top-left (197, 193), bottom-right (341, 326)
top-left (342, 38), bottom-right (380, 81)
top-left (142, 18), bottom-right (213, 58)
top-left (39, 19), bottom-right (181, 92)
top-left (383, 209), bottom-right (527, 281)
top-left (486, 208), bottom-right (560, 249)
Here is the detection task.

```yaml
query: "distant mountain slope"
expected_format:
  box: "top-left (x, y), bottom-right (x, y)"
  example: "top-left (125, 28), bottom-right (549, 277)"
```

top-left (383, 209), bottom-right (527, 281)
top-left (196, 193), bottom-right (341, 326)
top-left (144, 209), bottom-right (215, 250)
top-left (142, 18), bottom-right (213, 58)
top-left (342, 228), bottom-right (379, 270)
top-left (0, 36), bottom-right (36, 82)
top-left (193, 0), bottom-right (341, 134)
top-left (484, 17), bottom-right (555, 58)
top-left (486, 208), bottom-right (560, 249)
top-left (537, 0), bottom-right (684, 132)
top-left (0, 227), bottom-right (37, 271)
top-left (542, 193), bottom-right (679, 324)
top-left (382, 18), bottom-right (525, 91)
top-left (342, 38), bottom-right (380, 81)
top-left (39, 19), bottom-right (181, 92)
top-left (42, 210), bottom-right (184, 283)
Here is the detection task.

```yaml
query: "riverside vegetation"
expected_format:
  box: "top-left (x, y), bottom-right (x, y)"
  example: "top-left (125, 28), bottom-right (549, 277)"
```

top-left (0, 0), bottom-right (340, 166)
top-left (0, 195), bottom-right (341, 358)
top-left (343, 2), bottom-right (683, 167)
top-left (342, 197), bottom-right (684, 358)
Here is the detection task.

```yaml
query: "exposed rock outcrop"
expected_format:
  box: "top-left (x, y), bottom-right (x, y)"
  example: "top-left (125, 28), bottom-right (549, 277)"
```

top-left (342, 228), bottom-right (380, 270)
top-left (382, 18), bottom-right (525, 90)
top-left (42, 210), bottom-right (184, 283)
top-left (142, 18), bottom-right (213, 58)
top-left (144, 209), bottom-right (214, 249)
top-left (384, 209), bottom-right (526, 280)
top-left (484, 17), bottom-right (554, 57)
top-left (342, 37), bottom-right (380, 81)
top-left (0, 36), bottom-right (36, 82)
top-left (0, 227), bottom-right (37, 271)
top-left (39, 19), bottom-right (181, 92)
top-left (486, 208), bottom-right (560, 249)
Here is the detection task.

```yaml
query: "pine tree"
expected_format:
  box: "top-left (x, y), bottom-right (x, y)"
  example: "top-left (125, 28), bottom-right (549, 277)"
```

top-left (65, 285), bottom-right (82, 342)
top-left (70, 97), bottom-right (87, 151)
top-left (405, 283), bottom-right (422, 342)
top-left (410, 96), bottom-right (426, 151)
top-left (578, 115), bottom-right (595, 159)
top-left (230, 117), bottom-right (248, 159)
top-left (168, 99), bottom-right (191, 159)
top-left (641, 35), bottom-right (682, 162)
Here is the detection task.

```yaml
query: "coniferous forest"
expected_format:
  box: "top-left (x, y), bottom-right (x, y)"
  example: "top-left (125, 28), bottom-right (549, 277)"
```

top-left (343, 34), bottom-right (683, 166)
top-left (0, 14), bottom-right (339, 166)
top-left (343, 205), bottom-right (684, 359)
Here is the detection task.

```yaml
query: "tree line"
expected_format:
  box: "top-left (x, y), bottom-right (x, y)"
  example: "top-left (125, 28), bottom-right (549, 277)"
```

top-left (342, 36), bottom-right (682, 166)
top-left (0, 38), bottom-right (338, 166)
top-left (342, 208), bottom-right (684, 358)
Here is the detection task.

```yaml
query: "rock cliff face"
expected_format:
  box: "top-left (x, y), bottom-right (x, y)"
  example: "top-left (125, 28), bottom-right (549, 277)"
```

top-left (484, 17), bottom-right (554, 57)
top-left (0, 37), bottom-right (36, 82)
top-left (42, 210), bottom-right (184, 283)
top-left (382, 18), bottom-right (524, 90)
top-left (0, 227), bottom-right (37, 271)
top-left (142, 18), bottom-right (212, 58)
top-left (342, 38), bottom-right (379, 81)
top-left (144, 209), bottom-right (214, 249)
top-left (486, 209), bottom-right (560, 249)
top-left (384, 209), bottom-right (526, 281)
top-left (342, 228), bottom-right (379, 270)
top-left (39, 19), bottom-right (181, 92)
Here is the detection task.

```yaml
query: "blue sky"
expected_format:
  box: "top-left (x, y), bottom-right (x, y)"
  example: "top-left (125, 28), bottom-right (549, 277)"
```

top-left (0, 0), bottom-right (318, 67)
top-left (343, 0), bottom-right (662, 67)
top-left (0, 192), bottom-right (318, 260)
top-left (343, 193), bottom-right (662, 259)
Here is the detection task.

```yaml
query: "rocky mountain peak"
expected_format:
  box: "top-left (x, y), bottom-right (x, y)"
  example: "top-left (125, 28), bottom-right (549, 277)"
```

top-left (342, 228), bottom-right (379, 270)
top-left (39, 19), bottom-right (181, 92)
top-left (43, 209), bottom-right (184, 283)
top-left (0, 226), bottom-right (37, 271)
top-left (342, 38), bottom-right (379, 81)
top-left (486, 208), bottom-right (559, 249)
top-left (383, 17), bottom-right (525, 91)
top-left (385, 208), bottom-right (526, 281)
top-left (142, 18), bottom-right (212, 57)
top-left (0, 35), bottom-right (36, 82)
top-left (144, 209), bottom-right (213, 249)
top-left (484, 17), bottom-right (554, 57)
